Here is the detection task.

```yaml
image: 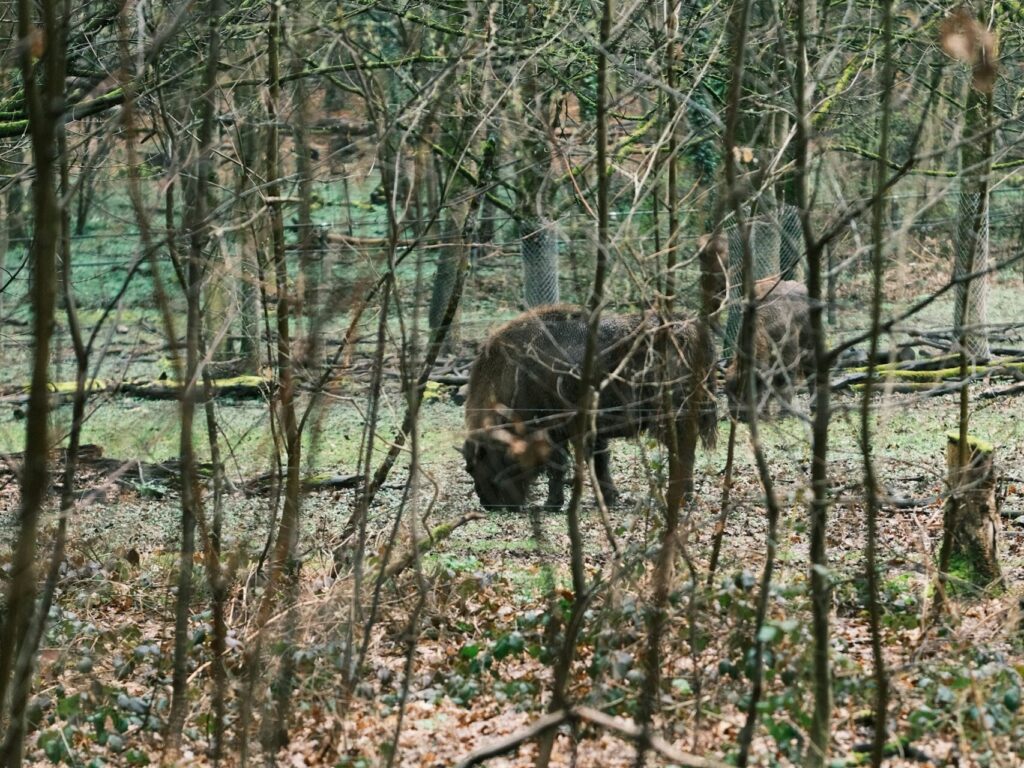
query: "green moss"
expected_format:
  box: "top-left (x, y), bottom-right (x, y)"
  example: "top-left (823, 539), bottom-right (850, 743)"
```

top-left (151, 375), bottom-right (271, 389)
top-left (846, 353), bottom-right (962, 374)
top-left (849, 359), bottom-right (1024, 383)
top-left (945, 432), bottom-right (993, 454)
top-left (210, 375), bottom-right (271, 388)
top-left (46, 379), bottom-right (108, 394)
top-left (944, 552), bottom-right (983, 596)
top-left (942, 551), bottom-right (1003, 597)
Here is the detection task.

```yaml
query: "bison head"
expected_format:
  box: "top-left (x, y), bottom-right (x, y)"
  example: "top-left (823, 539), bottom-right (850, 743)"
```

top-left (462, 419), bottom-right (552, 510)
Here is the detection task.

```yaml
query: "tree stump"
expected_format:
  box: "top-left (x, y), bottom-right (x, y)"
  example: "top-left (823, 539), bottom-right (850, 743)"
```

top-left (940, 432), bottom-right (1001, 590)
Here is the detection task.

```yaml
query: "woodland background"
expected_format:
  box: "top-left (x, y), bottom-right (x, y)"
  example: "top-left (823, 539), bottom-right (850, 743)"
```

top-left (0, 0), bottom-right (1024, 765)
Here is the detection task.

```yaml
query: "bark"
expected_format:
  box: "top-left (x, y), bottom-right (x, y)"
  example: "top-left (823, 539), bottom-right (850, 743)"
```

top-left (952, 67), bottom-right (993, 361)
top-left (536, 1), bottom-right (612, 764)
top-left (0, 0), bottom-right (66, 755)
top-left (939, 434), bottom-right (1001, 589)
top-left (166, 0), bottom-right (222, 752)
top-left (515, 9), bottom-right (559, 309)
top-left (861, 0), bottom-right (896, 761)
top-left (0, 0), bottom-right (64, 743)
top-left (233, 84), bottom-right (264, 375)
top-left (793, 0), bottom-right (833, 762)
top-left (200, 294), bottom-right (230, 763)
top-left (2, 126), bottom-right (80, 765)
top-left (428, 109), bottom-right (467, 342)
top-left (942, 8), bottom-right (996, 615)
top-left (260, 0), bottom-right (304, 751)
top-left (636, 0), bottom-right (697, 759)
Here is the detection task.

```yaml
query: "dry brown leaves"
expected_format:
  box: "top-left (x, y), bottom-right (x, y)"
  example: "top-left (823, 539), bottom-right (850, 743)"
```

top-left (939, 8), bottom-right (999, 93)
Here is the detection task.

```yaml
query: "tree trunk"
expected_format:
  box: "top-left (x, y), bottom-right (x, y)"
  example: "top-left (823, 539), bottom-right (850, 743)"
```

top-left (861, 0), bottom-right (896, 759)
top-left (167, 0), bottom-right (222, 752)
top-left (952, 34), bottom-right (994, 362)
top-left (515, 34), bottom-right (559, 310)
top-left (939, 433), bottom-right (1001, 589)
top-left (792, 0), bottom-right (832, 760)
top-left (953, 187), bottom-right (990, 360)
top-left (520, 217), bottom-right (559, 307)
top-left (0, 0), bottom-right (63, 756)
top-left (429, 134), bottom-right (471, 348)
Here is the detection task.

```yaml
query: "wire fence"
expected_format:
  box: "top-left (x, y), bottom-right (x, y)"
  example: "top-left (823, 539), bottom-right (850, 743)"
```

top-left (721, 204), bottom-right (805, 356)
top-left (1, 182), bottom-right (1022, 359)
top-left (953, 189), bottom-right (991, 359)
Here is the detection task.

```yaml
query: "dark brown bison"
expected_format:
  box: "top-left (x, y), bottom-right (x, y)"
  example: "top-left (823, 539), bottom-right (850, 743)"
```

top-left (725, 278), bottom-right (814, 420)
top-left (462, 305), bottom-right (717, 510)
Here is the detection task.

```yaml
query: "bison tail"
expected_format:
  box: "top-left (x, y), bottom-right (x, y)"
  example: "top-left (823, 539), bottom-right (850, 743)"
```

top-left (697, 395), bottom-right (719, 450)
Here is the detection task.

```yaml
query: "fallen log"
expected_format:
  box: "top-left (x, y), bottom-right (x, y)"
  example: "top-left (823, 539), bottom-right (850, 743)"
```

top-left (120, 375), bottom-right (273, 400)
top-left (833, 356), bottom-right (1024, 391)
top-left (0, 375), bottom-right (274, 404)
top-left (0, 447), bottom-right (357, 498)
top-left (241, 471), bottom-right (361, 495)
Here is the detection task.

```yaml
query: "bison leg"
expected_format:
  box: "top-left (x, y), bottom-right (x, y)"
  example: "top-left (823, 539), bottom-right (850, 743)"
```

top-left (805, 359), bottom-right (817, 409)
top-left (544, 444), bottom-right (569, 510)
top-left (773, 371), bottom-right (795, 417)
top-left (594, 438), bottom-right (620, 505)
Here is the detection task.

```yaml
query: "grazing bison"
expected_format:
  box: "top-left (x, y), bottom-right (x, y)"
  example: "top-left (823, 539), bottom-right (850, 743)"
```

top-left (462, 305), bottom-right (717, 510)
top-left (725, 278), bottom-right (814, 420)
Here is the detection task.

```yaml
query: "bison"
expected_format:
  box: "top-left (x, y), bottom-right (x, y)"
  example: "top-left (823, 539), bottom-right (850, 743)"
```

top-left (725, 278), bottom-right (814, 420)
top-left (462, 305), bottom-right (717, 510)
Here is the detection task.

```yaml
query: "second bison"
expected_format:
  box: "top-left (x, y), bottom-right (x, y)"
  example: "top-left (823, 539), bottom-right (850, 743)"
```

top-left (725, 278), bottom-right (814, 420)
top-left (462, 305), bottom-right (718, 511)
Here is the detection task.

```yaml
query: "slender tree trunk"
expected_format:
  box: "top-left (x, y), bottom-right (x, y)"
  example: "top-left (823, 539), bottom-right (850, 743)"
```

top-left (861, 0), bottom-right (896, 762)
top-left (233, 85), bottom-right (264, 375)
top-left (636, 1), bottom-right (694, 760)
top-left (952, 63), bottom-right (993, 363)
top-left (167, 0), bottom-right (222, 752)
top-left (941, 16), bottom-right (996, 613)
top-left (535, 2), bottom-right (612, 764)
top-left (794, 0), bottom-right (833, 758)
top-left (706, 422), bottom-right (736, 586)
top-left (259, 0), bottom-right (304, 752)
top-left (0, 0), bottom-right (64, 740)
top-left (516, 16), bottom-right (559, 309)
top-left (938, 12), bottom-right (996, 616)
top-left (720, 3), bottom-right (788, 760)
top-left (2, 124), bottom-right (78, 767)
top-left (264, 30), bottom-right (316, 751)
top-left (0, 0), bottom-right (65, 755)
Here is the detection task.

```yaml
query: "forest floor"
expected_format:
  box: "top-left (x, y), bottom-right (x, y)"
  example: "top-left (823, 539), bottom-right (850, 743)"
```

top-left (1, 235), bottom-right (1022, 765)
top-left (1, 381), bottom-right (1022, 767)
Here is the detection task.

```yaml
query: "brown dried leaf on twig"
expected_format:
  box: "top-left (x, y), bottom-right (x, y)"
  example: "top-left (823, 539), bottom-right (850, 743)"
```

top-left (939, 7), bottom-right (998, 93)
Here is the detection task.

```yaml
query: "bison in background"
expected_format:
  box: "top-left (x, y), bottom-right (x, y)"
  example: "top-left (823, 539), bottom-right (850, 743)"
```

top-left (462, 305), bottom-right (717, 511)
top-left (725, 278), bottom-right (815, 420)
